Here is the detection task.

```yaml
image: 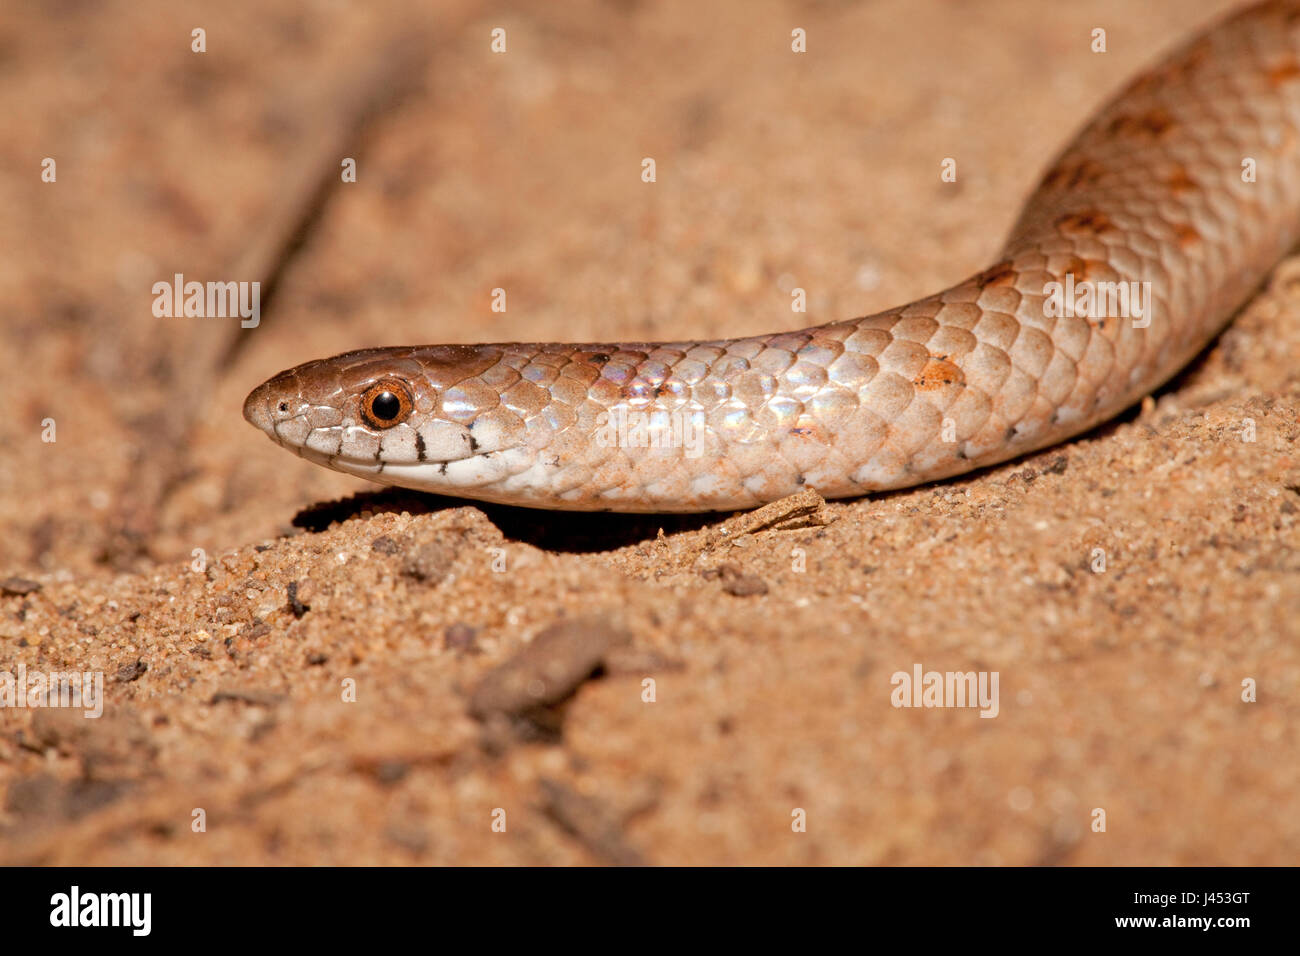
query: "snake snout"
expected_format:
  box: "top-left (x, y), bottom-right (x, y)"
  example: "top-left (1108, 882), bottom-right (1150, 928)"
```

top-left (242, 381), bottom-right (274, 434)
top-left (243, 375), bottom-right (303, 439)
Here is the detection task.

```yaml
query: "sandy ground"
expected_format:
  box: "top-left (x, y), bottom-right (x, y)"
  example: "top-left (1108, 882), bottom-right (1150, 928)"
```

top-left (1, 0), bottom-right (1297, 864)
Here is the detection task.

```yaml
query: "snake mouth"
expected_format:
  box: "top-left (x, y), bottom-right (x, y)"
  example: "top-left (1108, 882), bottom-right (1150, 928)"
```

top-left (290, 436), bottom-right (518, 493)
top-left (292, 441), bottom-right (383, 474)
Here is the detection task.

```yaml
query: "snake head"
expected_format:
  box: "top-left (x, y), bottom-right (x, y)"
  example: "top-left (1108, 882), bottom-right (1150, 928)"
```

top-left (243, 344), bottom-right (531, 493)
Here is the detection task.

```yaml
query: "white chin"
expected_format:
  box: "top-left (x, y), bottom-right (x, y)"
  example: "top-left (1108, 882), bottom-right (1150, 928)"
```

top-left (296, 444), bottom-right (534, 494)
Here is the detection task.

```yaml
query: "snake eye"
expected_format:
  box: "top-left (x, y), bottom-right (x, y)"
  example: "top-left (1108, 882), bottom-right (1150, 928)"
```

top-left (360, 378), bottom-right (413, 429)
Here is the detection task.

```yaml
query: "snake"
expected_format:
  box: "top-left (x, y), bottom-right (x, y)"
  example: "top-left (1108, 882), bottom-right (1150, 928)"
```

top-left (244, 0), bottom-right (1300, 513)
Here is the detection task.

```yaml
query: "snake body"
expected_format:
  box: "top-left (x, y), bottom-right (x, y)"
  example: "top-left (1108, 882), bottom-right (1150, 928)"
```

top-left (245, 1), bottom-right (1300, 512)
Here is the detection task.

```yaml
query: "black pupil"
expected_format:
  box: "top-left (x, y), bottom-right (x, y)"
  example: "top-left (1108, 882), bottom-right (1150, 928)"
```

top-left (371, 390), bottom-right (401, 420)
